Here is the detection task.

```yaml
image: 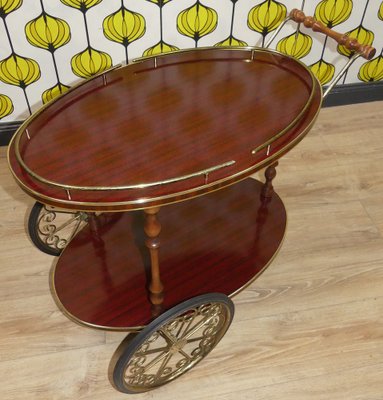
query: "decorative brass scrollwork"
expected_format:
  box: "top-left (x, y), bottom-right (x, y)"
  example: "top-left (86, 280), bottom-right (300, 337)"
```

top-left (35, 205), bottom-right (88, 252)
top-left (123, 302), bottom-right (226, 389)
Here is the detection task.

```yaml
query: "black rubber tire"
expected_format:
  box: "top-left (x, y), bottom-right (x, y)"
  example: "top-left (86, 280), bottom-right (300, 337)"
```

top-left (113, 293), bottom-right (234, 394)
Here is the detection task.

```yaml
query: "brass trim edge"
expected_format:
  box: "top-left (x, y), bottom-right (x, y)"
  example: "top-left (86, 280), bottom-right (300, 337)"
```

top-left (10, 47), bottom-right (317, 194)
top-left (49, 180), bottom-right (287, 332)
top-left (8, 82), bottom-right (322, 212)
top-left (230, 195), bottom-right (287, 298)
top-left (10, 159), bottom-right (236, 192)
top-left (49, 254), bottom-right (145, 333)
top-left (8, 47), bottom-right (323, 211)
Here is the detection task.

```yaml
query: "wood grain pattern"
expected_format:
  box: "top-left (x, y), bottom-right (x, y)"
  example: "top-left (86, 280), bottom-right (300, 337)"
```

top-left (8, 48), bottom-right (322, 211)
top-left (1, 100), bottom-right (383, 399)
top-left (52, 179), bottom-right (286, 330)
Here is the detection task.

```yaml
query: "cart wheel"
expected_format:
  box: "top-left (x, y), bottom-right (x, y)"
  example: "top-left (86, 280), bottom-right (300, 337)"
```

top-left (28, 202), bottom-right (88, 256)
top-left (113, 293), bottom-right (234, 394)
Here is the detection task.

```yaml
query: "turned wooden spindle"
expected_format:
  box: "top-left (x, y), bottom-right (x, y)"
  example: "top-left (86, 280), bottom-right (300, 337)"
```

top-left (289, 8), bottom-right (376, 60)
top-left (261, 162), bottom-right (278, 199)
top-left (144, 207), bottom-right (164, 306)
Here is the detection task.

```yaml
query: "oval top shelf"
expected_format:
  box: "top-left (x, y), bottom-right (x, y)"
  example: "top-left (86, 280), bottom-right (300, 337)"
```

top-left (8, 47), bottom-right (322, 211)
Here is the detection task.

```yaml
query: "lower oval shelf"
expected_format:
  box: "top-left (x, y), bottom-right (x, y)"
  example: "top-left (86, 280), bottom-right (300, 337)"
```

top-left (52, 178), bottom-right (287, 331)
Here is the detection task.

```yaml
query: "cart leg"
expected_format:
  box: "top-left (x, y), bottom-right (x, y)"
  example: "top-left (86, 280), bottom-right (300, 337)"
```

top-left (261, 161), bottom-right (278, 199)
top-left (144, 207), bottom-right (164, 306)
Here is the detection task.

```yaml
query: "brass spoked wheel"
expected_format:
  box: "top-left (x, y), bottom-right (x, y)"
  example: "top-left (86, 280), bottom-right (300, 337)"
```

top-left (113, 293), bottom-right (234, 394)
top-left (28, 202), bottom-right (88, 256)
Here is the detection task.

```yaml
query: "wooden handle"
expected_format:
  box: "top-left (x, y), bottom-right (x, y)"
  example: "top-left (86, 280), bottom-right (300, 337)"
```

top-left (289, 8), bottom-right (376, 60)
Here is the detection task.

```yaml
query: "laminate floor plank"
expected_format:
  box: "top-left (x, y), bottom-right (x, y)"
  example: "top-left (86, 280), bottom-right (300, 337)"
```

top-left (197, 364), bottom-right (383, 400)
top-left (127, 297), bottom-right (383, 399)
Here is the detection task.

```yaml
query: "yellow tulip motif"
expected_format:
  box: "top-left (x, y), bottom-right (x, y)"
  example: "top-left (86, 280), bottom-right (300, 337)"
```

top-left (277, 31), bottom-right (312, 59)
top-left (71, 47), bottom-right (112, 79)
top-left (177, 1), bottom-right (218, 46)
top-left (24, 2), bottom-right (72, 106)
top-left (60, 0), bottom-right (102, 12)
top-left (60, 0), bottom-right (112, 79)
top-left (0, 53), bottom-right (40, 88)
top-left (337, 25), bottom-right (374, 58)
top-left (0, 94), bottom-right (13, 119)
top-left (0, 0), bottom-right (22, 17)
top-left (0, 53), bottom-right (40, 114)
top-left (25, 13), bottom-right (71, 52)
top-left (0, 0), bottom-right (41, 114)
top-left (247, 0), bottom-right (287, 46)
top-left (312, 0), bottom-right (353, 88)
top-left (215, 36), bottom-right (247, 47)
top-left (314, 0), bottom-right (353, 28)
top-left (143, 0), bottom-right (177, 56)
top-left (42, 83), bottom-right (70, 104)
top-left (147, 0), bottom-right (173, 5)
top-left (104, 8), bottom-right (145, 46)
top-left (215, 0), bottom-right (248, 48)
top-left (0, 0), bottom-right (380, 119)
top-left (103, 6), bottom-right (146, 62)
top-left (143, 41), bottom-right (179, 57)
top-left (358, 54), bottom-right (383, 82)
top-left (309, 59), bottom-right (335, 85)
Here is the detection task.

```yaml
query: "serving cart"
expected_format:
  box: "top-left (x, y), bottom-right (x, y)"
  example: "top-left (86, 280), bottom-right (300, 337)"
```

top-left (7, 10), bottom-right (375, 394)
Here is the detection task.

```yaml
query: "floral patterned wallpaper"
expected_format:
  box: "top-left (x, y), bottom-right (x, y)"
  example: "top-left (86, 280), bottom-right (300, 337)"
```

top-left (0, 0), bottom-right (382, 122)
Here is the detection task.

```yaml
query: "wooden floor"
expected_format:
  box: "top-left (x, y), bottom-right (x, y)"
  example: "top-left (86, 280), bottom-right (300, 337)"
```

top-left (1, 101), bottom-right (383, 399)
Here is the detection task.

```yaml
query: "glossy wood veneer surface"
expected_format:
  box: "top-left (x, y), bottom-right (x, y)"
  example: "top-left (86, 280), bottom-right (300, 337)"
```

top-left (8, 48), bottom-right (322, 211)
top-left (53, 179), bottom-right (286, 330)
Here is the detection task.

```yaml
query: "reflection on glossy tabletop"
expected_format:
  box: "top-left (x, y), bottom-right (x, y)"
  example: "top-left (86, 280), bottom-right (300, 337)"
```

top-left (8, 48), bottom-right (322, 211)
top-left (53, 179), bottom-right (286, 330)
